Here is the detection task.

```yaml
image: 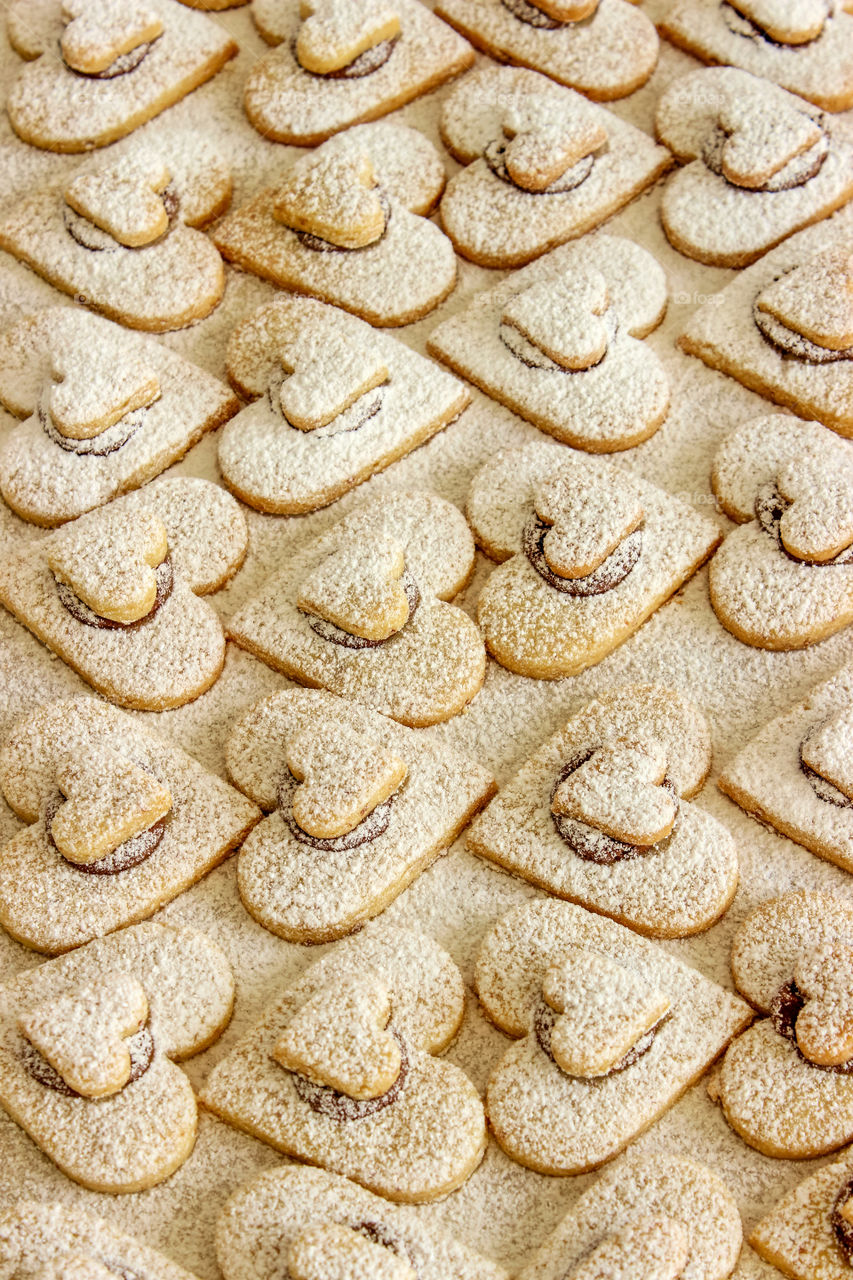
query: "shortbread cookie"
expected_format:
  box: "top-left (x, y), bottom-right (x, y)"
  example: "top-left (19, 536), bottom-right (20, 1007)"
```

top-left (216, 1165), bottom-right (508, 1280)
top-left (661, 0), bottom-right (853, 114)
top-left (228, 491), bottom-right (485, 726)
top-left (429, 235), bottom-right (668, 446)
top-left (245, 0), bottom-right (473, 145)
top-left (656, 67), bottom-right (853, 267)
top-left (468, 684), bottom-right (739, 938)
top-left (434, 0), bottom-right (658, 99)
top-left (750, 1150), bottom-right (853, 1279)
top-left (466, 443), bottom-right (721, 678)
top-left (200, 926), bottom-right (486, 1202)
top-left (679, 206), bottom-right (853, 435)
top-left (0, 1201), bottom-right (198, 1278)
top-left (0, 308), bottom-right (238, 526)
top-left (719, 662), bottom-right (853, 876)
top-left (716, 891), bottom-right (853, 1158)
top-left (708, 415), bottom-right (853, 649)
top-left (0, 140), bottom-right (231, 331)
top-left (219, 296), bottom-right (469, 514)
top-left (0, 477), bottom-right (247, 710)
top-left (519, 1152), bottom-right (742, 1280)
top-left (437, 68), bottom-right (671, 267)
top-left (0, 921), bottom-right (234, 1191)
top-left (226, 688), bottom-right (494, 942)
top-left (476, 899), bottom-right (751, 1174)
top-left (213, 124), bottom-right (454, 327)
top-left (5, 0), bottom-right (237, 151)
top-left (0, 696), bottom-right (259, 953)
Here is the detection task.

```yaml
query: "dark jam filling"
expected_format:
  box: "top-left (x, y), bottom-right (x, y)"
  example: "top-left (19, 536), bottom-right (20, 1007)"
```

top-left (346, 1222), bottom-right (419, 1275)
top-left (45, 776), bottom-right (169, 878)
top-left (62, 35), bottom-right (159, 79)
top-left (56, 556), bottom-right (174, 631)
top-left (534, 998), bottom-right (669, 1074)
top-left (304, 571), bottom-right (420, 650)
top-left (291, 1030), bottom-right (408, 1119)
top-left (720, 0), bottom-right (827, 47)
top-left (20, 1022), bottom-right (154, 1096)
top-left (799, 720), bottom-right (853, 809)
top-left (754, 483), bottom-right (853, 565)
top-left (267, 374), bottom-right (386, 438)
top-left (753, 272), bottom-right (853, 364)
top-left (277, 767), bottom-right (398, 851)
top-left (38, 399), bottom-right (145, 456)
top-left (500, 0), bottom-right (564, 28)
top-left (295, 33), bottom-right (399, 78)
top-left (484, 139), bottom-right (597, 194)
top-left (523, 512), bottom-right (643, 597)
top-left (770, 979), bottom-right (853, 1074)
top-left (832, 1175), bottom-right (853, 1264)
top-left (64, 185), bottom-right (180, 254)
top-left (295, 190), bottom-right (391, 253)
top-left (549, 746), bottom-right (680, 863)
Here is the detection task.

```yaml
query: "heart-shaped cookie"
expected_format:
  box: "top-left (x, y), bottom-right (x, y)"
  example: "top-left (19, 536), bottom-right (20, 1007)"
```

top-left (297, 538), bottom-right (411, 641)
top-left (729, 0), bottom-right (828, 44)
top-left (534, 472), bottom-right (644, 579)
top-left (65, 154), bottom-right (173, 249)
top-left (47, 508), bottom-right (169, 624)
top-left (51, 743), bottom-right (172, 865)
top-left (800, 707), bottom-right (853, 801)
top-left (286, 725), bottom-right (406, 838)
top-left (296, 0), bottom-right (401, 74)
top-left (793, 944), bottom-right (853, 1066)
top-left (543, 947), bottom-right (671, 1077)
top-left (502, 269), bottom-right (610, 371)
top-left (288, 1223), bottom-right (416, 1280)
top-left (273, 975), bottom-right (402, 1099)
top-left (48, 344), bottom-right (160, 440)
top-left (717, 95), bottom-right (822, 189)
top-left (756, 248), bottom-right (853, 351)
top-left (276, 327), bottom-right (388, 431)
top-left (566, 1216), bottom-right (690, 1280)
top-left (551, 739), bottom-right (678, 846)
top-left (273, 150), bottom-right (386, 250)
top-left (502, 104), bottom-right (607, 193)
top-left (18, 972), bottom-right (148, 1099)
top-left (776, 459), bottom-right (853, 562)
top-left (60, 0), bottom-right (163, 75)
